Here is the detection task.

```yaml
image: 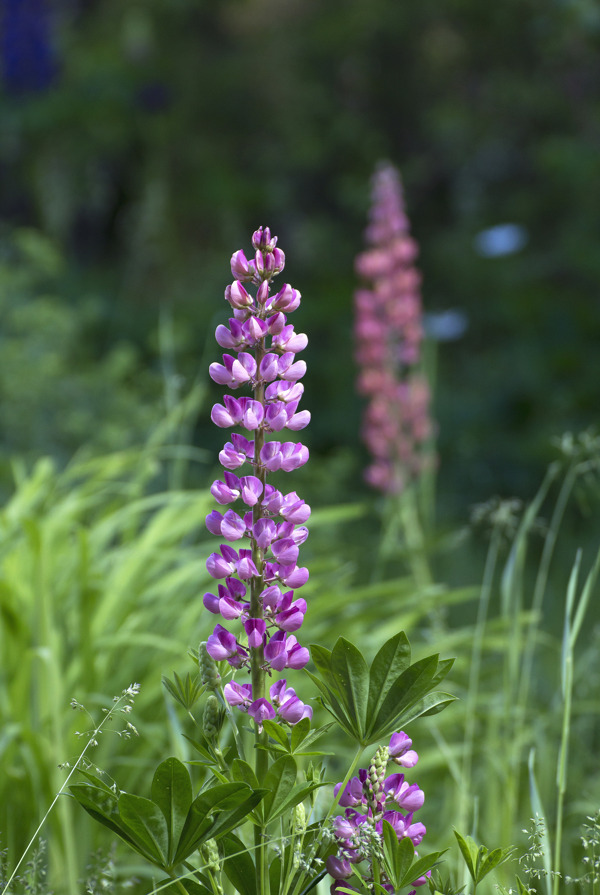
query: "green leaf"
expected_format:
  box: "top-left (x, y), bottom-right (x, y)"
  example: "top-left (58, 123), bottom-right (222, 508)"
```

top-left (69, 783), bottom-right (136, 847)
top-left (260, 755), bottom-right (297, 823)
top-left (476, 846), bottom-right (515, 883)
top-left (399, 850), bottom-right (447, 887)
top-left (268, 781), bottom-right (321, 822)
top-left (366, 632), bottom-right (411, 724)
top-left (231, 759), bottom-right (260, 790)
top-left (156, 878), bottom-right (213, 895)
top-left (390, 691), bottom-right (458, 730)
top-left (309, 644), bottom-right (334, 682)
top-left (173, 782), bottom-right (254, 864)
top-left (381, 820), bottom-right (414, 888)
top-left (291, 721), bottom-right (336, 754)
top-left (290, 716), bottom-right (311, 751)
top-left (428, 657), bottom-right (455, 689)
top-left (118, 793), bottom-right (169, 866)
top-left (453, 830), bottom-right (478, 883)
top-left (222, 833), bottom-right (257, 895)
top-left (305, 671), bottom-right (355, 736)
top-left (151, 758), bottom-right (193, 865)
top-left (262, 719), bottom-right (290, 748)
top-left (206, 789), bottom-right (266, 841)
top-left (329, 638), bottom-right (369, 738)
top-left (162, 671), bottom-right (204, 711)
top-left (367, 656), bottom-right (440, 741)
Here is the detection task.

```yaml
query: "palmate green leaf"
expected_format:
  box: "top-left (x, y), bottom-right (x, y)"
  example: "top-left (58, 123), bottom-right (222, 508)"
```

top-left (329, 638), bottom-right (369, 739)
top-left (309, 633), bottom-right (455, 747)
top-left (382, 820), bottom-right (414, 887)
top-left (291, 720), bottom-right (335, 754)
top-left (367, 655), bottom-right (455, 743)
top-left (231, 759), bottom-right (260, 790)
top-left (151, 758), bottom-right (193, 865)
top-left (399, 850), bottom-right (447, 887)
top-left (162, 671), bottom-right (205, 711)
top-left (222, 833), bottom-right (256, 895)
top-left (304, 670), bottom-right (357, 739)
top-left (68, 783), bottom-right (137, 849)
top-left (453, 830), bottom-right (479, 882)
top-left (262, 719), bottom-right (290, 748)
top-left (118, 793), bottom-right (169, 866)
top-left (475, 845), bottom-right (515, 882)
top-left (157, 877), bottom-right (213, 895)
top-left (173, 782), bottom-right (265, 864)
top-left (387, 691), bottom-right (458, 731)
top-left (366, 632), bottom-right (411, 722)
top-left (258, 755), bottom-right (297, 823)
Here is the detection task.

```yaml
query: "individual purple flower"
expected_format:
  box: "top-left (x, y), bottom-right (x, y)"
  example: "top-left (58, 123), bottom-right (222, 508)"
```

top-left (383, 773), bottom-right (425, 812)
top-left (206, 624), bottom-right (248, 668)
top-left (224, 681), bottom-right (252, 710)
top-left (326, 857), bottom-right (353, 880)
top-left (248, 698), bottom-right (276, 729)
top-left (204, 228), bottom-right (311, 731)
top-left (389, 731), bottom-right (419, 767)
top-left (381, 811), bottom-right (426, 846)
top-left (354, 162), bottom-right (435, 494)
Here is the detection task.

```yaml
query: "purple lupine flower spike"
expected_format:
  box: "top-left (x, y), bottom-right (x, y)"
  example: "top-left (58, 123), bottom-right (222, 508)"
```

top-left (204, 228), bottom-right (311, 728)
top-left (354, 162), bottom-right (435, 494)
top-left (328, 731), bottom-right (427, 892)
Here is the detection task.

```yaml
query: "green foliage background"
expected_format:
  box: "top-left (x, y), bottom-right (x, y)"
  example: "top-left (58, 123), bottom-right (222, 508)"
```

top-left (1, 0), bottom-right (599, 505)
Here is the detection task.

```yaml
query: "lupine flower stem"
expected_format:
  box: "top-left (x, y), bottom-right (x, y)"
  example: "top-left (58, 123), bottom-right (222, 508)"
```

top-left (322, 744), bottom-right (365, 823)
top-left (206, 227), bottom-right (312, 895)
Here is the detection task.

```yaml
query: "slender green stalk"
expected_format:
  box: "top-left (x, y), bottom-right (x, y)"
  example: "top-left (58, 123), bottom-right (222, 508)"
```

top-left (519, 462), bottom-right (573, 713)
top-left (458, 524), bottom-right (502, 843)
top-left (322, 744), bottom-right (365, 823)
top-left (399, 484), bottom-right (433, 592)
top-left (553, 650), bottom-right (572, 895)
top-left (1, 690), bottom-right (134, 895)
top-left (251, 341), bottom-right (269, 895)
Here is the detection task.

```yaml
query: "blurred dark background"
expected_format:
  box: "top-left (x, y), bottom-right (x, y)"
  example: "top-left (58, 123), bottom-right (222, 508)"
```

top-left (1, 0), bottom-right (599, 519)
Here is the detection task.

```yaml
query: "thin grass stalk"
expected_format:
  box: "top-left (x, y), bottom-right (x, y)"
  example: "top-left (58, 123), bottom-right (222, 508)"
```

top-left (553, 546), bottom-right (600, 895)
top-left (35, 526), bottom-right (79, 895)
top-left (518, 461), bottom-right (573, 714)
top-left (399, 484), bottom-right (433, 592)
top-left (498, 466), bottom-right (557, 846)
top-left (458, 523), bottom-right (502, 850)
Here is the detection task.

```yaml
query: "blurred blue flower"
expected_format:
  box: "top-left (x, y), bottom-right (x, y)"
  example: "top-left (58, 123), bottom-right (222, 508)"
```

top-left (1, 0), bottom-right (58, 94)
top-left (424, 309), bottom-right (469, 342)
top-left (474, 223), bottom-right (528, 258)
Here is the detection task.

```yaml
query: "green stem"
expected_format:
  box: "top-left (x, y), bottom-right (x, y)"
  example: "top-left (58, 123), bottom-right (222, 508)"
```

top-left (458, 525), bottom-right (501, 841)
top-left (399, 484), bottom-right (433, 592)
top-left (251, 331), bottom-right (269, 895)
top-left (322, 744), bottom-right (365, 823)
top-left (519, 463), bottom-right (573, 713)
top-left (553, 651), bottom-right (572, 895)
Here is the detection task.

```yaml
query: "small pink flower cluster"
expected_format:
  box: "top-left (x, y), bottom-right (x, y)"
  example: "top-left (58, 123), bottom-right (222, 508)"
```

top-left (204, 227), bottom-right (312, 729)
top-left (354, 163), bottom-right (434, 494)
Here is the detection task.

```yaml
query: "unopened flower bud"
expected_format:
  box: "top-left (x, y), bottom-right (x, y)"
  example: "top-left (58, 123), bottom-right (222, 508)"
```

top-left (203, 694), bottom-right (224, 740)
top-left (199, 641), bottom-right (221, 690)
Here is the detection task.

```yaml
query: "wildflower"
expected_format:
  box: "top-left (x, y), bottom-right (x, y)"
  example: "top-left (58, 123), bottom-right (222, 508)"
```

top-left (328, 731), bottom-right (426, 892)
top-left (204, 227), bottom-right (310, 728)
top-left (354, 162), bottom-right (434, 494)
